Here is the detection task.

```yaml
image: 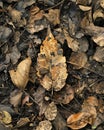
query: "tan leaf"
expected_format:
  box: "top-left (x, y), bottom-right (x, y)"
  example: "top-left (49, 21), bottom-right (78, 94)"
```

top-left (37, 28), bottom-right (67, 91)
top-left (36, 120), bottom-right (52, 130)
top-left (45, 102), bottom-right (57, 121)
top-left (79, 5), bottom-right (91, 11)
top-left (44, 9), bottom-right (60, 25)
top-left (64, 29), bottom-right (79, 52)
top-left (10, 90), bottom-right (23, 107)
top-left (9, 57), bottom-right (32, 89)
top-left (68, 52), bottom-right (88, 69)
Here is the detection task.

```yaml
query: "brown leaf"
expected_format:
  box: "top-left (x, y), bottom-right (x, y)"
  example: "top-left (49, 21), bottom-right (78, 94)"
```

top-left (64, 29), bottom-right (79, 52)
top-left (10, 89), bottom-right (23, 107)
top-left (44, 9), bottom-right (60, 25)
top-left (36, 120), bottom-right (52, 130)
top-left (8, 6), bottom-right (22, 23)
top-left (45, 102), bottom-right (57, 121)
top-left (9, 57), bottom-right (32, 89)
top-left (16, 117), bottom-right (30, 128)
top-left (53, 85), bottom-right (74, 104)
top-left (26, 6), bottom-right (48, 33)
top-left (37, 28), bottom-right (67, 91)
top-left (68, 52), bottom-right (88, 69)
top-left (67, 112), bottom-right (88, 129)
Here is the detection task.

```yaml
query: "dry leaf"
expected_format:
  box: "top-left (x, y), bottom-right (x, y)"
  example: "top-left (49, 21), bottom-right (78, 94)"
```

top-left (26, 6), bottom-right (48, 33)
top-left (16, 117), bottom-right (30, 128)
top-left (68, 52), bottom-right (88, 69)
top-left (45, 102), bottom-right (57, 121)
top-left (93, 47), bottom-right (104, 62)
top-left (0, 111), bottom-right (12, 124)
top-left (91, 81), bottom-right (104, 94)
top-left (37, 28), bottom-right (67, 91)
top-left (10, 89), bottom-right (23, 107)
top-left (36, 120), bottom-right (52, 130)
top-left (67, 112), bottom-right (88, 129)
top-left (64, 29), bottom-right (79, 52)
top-left (8, 6), bottom-right (22, 23)
top-left (93, 9), bottom-right (104, 21)
top-left (100, 0), bottom-right (104, 8)
top-left (44, 9), bottom-right (60, 25)
top-left (33, 86), bottom-right (47, 116)
top-left (53, 85), bottom-right (74, 104)
top-left (79, 5), bottom-right (91, 11)
top-left (9, 57), bottom-right (32, 89)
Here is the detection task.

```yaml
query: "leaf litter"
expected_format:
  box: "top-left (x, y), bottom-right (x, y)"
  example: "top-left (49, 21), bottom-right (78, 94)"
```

top-left (0, 0), bottom-right (104, 130)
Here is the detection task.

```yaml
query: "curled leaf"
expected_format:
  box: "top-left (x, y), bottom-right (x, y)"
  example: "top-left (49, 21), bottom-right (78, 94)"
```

top-left (9, 57), bottom-right (32, 89)
top-left (67, 112), bottom-right (88, 129)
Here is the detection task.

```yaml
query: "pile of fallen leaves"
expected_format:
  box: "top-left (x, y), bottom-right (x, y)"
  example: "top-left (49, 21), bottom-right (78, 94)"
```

top-left (0, 0), bottom-right (104, 130)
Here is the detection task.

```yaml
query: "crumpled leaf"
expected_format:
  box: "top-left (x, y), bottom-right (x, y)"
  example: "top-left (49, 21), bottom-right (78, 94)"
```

top-left (67, 96), bottom-right (98, 129)
top-left (10, 89), bottom-right (23, 107)
top-left (36, 120), bottom-right (52, 130)
top-left (37, 28), bottom-right (67, 91)
top-left (45, 102), bottom-right (57, 121)
top-left (0, 111), bottom-right (12, 124)
top-left (9, 57), bottom-right (32, 89)
top-left (67, 112), bottom-right (88, 129)
top-left (26, 6), bottom-right (48, 33)
top-left (44, 9), bottom-right (60, 25)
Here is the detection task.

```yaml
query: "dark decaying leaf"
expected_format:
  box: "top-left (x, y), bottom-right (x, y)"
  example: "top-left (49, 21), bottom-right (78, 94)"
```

top-left (53, 112), bottom-right (68, 130)
top-left (10, 89), bottom-right (23, 107)
top-left (8, 45), bottom-right (21, 64)
top-left (33, 86), bottom-right (47, 116)
top-left (26, 6), bottom-right (48, 34)
top-left (0, 26), bottom-right (12, 43)
top-left (37, 28), bottom-right (68, 91)
top-left (53, 85), bottom-right (74, 104)
top-left (15, 117), bottom-right (30, 128)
